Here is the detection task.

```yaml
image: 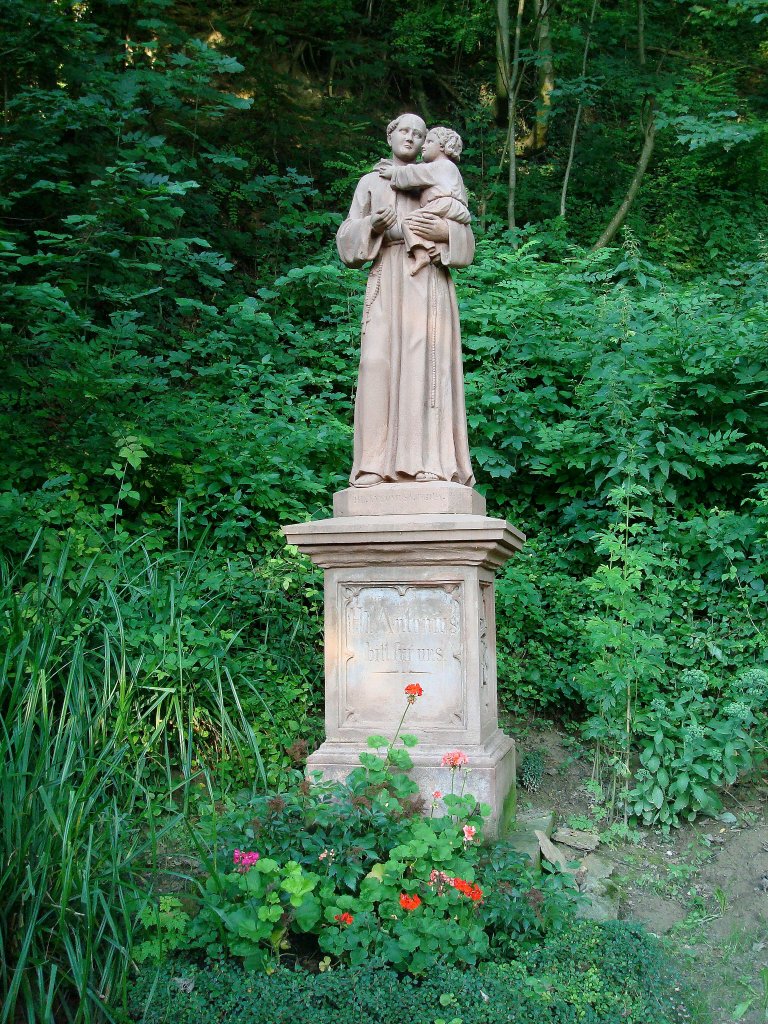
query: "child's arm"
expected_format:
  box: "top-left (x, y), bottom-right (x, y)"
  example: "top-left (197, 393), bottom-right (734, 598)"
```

top-left (379, 161), bottom-right (442, 191)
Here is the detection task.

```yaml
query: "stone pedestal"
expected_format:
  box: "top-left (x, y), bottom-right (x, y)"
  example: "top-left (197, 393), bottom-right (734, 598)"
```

top-left (283, 485), bottom-right (525, 836)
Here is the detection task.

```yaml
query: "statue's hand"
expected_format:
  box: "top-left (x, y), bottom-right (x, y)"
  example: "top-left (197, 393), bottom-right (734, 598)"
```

top-left (371, 206), bottom-right (397, 235)
top-left (375, 159), bottom-right (394, 180)
top-left (407, 211), bottom-right (449, 243)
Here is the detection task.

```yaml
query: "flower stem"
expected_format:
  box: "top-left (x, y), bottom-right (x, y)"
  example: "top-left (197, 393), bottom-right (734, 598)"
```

top-left (385, 700), bottom-right (411, 765)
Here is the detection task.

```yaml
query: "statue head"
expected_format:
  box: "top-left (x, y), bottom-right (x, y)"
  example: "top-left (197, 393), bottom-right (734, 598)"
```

top-left (423, 126), bottom-right (464, 163)
top-left (386, 113), bottom-right (427, 162)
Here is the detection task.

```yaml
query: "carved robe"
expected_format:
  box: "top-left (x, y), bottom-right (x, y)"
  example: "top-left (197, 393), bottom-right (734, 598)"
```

top-left (336, 170), bottom-right (475, 487)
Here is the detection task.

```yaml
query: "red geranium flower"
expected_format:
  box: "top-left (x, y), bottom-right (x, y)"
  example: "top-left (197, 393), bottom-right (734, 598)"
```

top-left (334, 912), bottom-right (354, 926)
top-left (399, 892), bottom-right (422, 911)
top-left (452, 877), bottom-right (483, 902)
top-left (404, 683), bottom-right (423, 703)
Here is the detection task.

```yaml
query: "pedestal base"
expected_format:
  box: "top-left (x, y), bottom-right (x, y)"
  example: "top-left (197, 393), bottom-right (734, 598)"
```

top-left (284, 505), bottom-right (525, 839)
top-left (307, 730), bottom-right (516, 837)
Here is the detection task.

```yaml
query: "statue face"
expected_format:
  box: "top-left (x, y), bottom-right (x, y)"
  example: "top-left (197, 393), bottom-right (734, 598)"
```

top-left (389, 115), bottom-right (426, 162)
top-left (422, 131), bottom-right (442, 162)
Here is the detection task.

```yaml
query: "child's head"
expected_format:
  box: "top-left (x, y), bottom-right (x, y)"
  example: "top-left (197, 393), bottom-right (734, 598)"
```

top-left (422, 126), bottom-right (463, 163)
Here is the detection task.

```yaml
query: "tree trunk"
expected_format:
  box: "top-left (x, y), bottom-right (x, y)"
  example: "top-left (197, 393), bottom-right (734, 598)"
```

top-left (592, 102), bottom-right (656, 249)
top-left (519, 0), bottom-right (554, 153)
top-left (507, 0), bottom-right (526, 231)
top-left (560, 105), bottom-right (583, 219)
top-left (534, 0), bottom-right (554, 149)
top-left (637, 0), bottom-right (646, 66)
top-left (496, 0), bottom-right (511, 124)
top-left (560, 0), bottom-right (598, 218)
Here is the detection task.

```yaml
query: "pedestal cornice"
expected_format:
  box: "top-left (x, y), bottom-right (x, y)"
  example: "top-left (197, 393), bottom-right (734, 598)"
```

top-left (283, 513), bottom-right (525, 570)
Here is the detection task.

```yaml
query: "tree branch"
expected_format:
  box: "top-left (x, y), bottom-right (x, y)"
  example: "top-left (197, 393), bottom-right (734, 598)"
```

top-left (591, 100), bottom-right (656, 249)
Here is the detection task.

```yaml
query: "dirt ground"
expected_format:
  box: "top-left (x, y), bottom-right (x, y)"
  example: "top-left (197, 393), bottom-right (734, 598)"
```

top-left (514, 723), bottom-right (768, 1024)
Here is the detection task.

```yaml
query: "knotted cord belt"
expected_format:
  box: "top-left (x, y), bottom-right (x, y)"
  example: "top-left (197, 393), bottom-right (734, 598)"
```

top-left (374, 236), bottom-right (438, 409)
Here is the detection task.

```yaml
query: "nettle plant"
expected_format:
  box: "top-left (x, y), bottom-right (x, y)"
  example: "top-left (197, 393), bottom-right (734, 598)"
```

top-left (627, 671), bottom-right (761, 828)
top-left (166, 684), bottom-right (576, 974)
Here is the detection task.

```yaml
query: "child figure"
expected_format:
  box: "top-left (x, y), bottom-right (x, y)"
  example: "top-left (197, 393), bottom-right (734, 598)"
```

top-left (378, 126), bottom-right (471, 275)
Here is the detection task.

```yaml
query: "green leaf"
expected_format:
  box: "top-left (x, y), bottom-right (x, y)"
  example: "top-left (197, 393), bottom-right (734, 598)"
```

top-left (367, 735), bottom-right (389, 749)
top-left (386, 748), bottom-right (413, 770)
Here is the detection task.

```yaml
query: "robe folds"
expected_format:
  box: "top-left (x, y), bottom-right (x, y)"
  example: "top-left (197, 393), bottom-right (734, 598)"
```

top-left (336, 171), bottom-right (476, 487)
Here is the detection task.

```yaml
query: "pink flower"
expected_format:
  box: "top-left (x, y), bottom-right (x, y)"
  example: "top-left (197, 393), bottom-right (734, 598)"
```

top-left (429, 869), bottom-right (455, 892)
top-left (432, 790), bottom-right (442, 800)
top-left (441, 750), bottom-right (469, 768)
top-left (233, 849), bottom-right (260, 873)
top-left (463, 824), bottom-right (477, 842)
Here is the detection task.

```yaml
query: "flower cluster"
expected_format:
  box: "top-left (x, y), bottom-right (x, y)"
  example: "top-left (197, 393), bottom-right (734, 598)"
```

top-left (404, 682), bottom-right (423, 704)
top-left (334, 912), bottom-right (354, 926)
top-left (441, 750), bottom-right (469, 768)
top-left (399, 893), bottom-right (422, 911)
top-left (462, 824), bottom-right (476, 843)
top-left (232, 849), bottom-right (260, 873)
top-left (318, 848), bottom-right (336, 862)
top-left (428, 869), bottom-right (454, 894)
top-left (418, 871), bottom-right (486, 905)
top-left (431, 869), bottom-right (453, 884)
top-left (452, 877), bottom-right (483, 902)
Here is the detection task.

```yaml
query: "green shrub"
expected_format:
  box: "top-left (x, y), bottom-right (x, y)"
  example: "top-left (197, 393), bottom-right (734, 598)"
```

top-left (627, 679), bottom-right (760, 827)
top-left (126, 922), bottom-right (690, 1024)
top-left (0, 557), bottom-right (161, 1023)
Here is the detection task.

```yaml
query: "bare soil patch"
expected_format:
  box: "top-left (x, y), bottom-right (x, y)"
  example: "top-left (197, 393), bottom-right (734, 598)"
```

top-left (513, 721), bottom-right (768, 1024)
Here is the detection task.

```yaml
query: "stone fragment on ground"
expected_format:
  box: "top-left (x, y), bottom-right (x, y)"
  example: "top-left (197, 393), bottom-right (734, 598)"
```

top-left (506, 809), bottom-right (621, 921)
top-left (580, 852), bottom-right (614, 880)
top-left (506, 809), bottom-right (555, 869)
top-left (552, 827), bottom-right (600, 851)
top-left (574, 853), bottom-right (619, 922)
top-left (577, 893), bottom-right (620, 922)
top-left (534, 832), bottom-right (620, 922)
top-left (535, 829), bottom-right (571, 870)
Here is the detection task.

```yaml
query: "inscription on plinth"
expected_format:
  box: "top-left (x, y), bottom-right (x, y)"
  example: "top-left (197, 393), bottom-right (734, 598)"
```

top-left (338, 583), bottom-right (464, 732)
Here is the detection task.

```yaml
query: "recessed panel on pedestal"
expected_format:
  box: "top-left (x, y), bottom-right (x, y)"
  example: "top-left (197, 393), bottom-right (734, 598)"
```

top-left (338, 582), bottom-right (464, 732)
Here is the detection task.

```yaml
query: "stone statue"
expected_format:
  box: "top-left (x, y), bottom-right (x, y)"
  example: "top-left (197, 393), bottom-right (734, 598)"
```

top-left (336, 114), bottom-right (476, 488)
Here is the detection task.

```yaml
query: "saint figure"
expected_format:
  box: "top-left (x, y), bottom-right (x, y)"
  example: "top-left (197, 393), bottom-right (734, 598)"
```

top-left (336, 113), bottom-right (475, 488)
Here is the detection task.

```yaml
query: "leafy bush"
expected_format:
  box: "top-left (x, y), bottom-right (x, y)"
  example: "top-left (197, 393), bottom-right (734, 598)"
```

top-left (0, 537), bottom-right (289, 1021)
top-left (626, 672), bottom-right (764, 827)
top-left (126, 922), bottom-right (691, 1024)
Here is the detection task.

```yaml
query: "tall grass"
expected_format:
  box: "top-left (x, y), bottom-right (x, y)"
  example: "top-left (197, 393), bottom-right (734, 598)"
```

top-left (0, 537), bottom-right (265, 1022)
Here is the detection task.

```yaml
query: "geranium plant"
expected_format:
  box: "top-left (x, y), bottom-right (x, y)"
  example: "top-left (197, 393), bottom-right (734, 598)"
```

top-left (179, 684), bottom-right (577, 975)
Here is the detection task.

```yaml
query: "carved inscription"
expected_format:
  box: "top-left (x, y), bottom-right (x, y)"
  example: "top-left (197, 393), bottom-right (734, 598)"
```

top-left (340, 584), bottom-right (464, 730)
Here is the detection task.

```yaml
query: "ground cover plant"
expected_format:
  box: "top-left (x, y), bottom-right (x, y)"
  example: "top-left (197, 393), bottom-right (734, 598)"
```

top-left (126, 922), bottom-right (692, 1024)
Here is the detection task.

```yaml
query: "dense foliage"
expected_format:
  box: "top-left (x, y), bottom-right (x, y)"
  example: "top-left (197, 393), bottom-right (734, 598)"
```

top-left (1, 0), bottom-right (767, 1019)
top-left (127, 922), bottom-right (691, 1024)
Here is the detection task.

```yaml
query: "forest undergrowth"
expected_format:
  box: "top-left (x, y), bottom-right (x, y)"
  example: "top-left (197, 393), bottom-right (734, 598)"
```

top-left (1, 0), bottom-right (767, 1020)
